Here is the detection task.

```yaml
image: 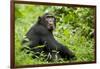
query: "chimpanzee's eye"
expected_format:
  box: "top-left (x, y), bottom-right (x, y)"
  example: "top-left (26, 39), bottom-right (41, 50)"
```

top-left (46, 18), bottom-right (55, 22)
top-left (51, 17), bottom-right (55, 20)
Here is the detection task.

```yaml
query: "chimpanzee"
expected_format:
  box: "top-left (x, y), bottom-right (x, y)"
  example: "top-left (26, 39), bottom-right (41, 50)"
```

top-left (22, 13), bottom-right (75, 61)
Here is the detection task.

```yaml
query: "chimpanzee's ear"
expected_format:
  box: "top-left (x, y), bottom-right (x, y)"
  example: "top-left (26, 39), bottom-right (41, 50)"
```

top-left (54, 17), bottom-right (56, 22)
top-left (37, 16), bottom-right (41, 23)
top-left (38, 16), bottom-right (41, 20)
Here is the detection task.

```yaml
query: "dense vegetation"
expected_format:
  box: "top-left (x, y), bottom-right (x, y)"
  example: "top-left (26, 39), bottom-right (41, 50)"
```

top-left (15, 4), bottom-right (95, 66)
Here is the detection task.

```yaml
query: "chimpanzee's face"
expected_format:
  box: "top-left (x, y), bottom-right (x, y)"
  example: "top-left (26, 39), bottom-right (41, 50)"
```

top-left (45, 15), bottom-right (56, 31)
top-left (38, 13), bottom-right (56, 31)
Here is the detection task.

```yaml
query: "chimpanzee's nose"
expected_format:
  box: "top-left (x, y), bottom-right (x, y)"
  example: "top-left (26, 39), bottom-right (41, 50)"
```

top-left (49, 22), bottom-right (53, 25)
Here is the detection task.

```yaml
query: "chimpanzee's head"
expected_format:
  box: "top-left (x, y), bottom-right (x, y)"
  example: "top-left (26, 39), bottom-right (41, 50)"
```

top-left (38, 13), bottom-right (56, 31)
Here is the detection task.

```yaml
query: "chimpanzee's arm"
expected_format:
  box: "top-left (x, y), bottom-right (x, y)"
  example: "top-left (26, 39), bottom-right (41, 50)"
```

top-left (39, 32), bottom-right (75, 59)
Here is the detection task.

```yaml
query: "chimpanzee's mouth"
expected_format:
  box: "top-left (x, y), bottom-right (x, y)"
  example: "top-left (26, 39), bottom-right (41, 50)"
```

top-left (48, 26), bottom-right (55, 31)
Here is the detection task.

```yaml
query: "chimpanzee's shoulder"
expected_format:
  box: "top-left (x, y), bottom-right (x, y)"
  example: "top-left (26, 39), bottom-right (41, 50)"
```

top-left (33, 24), bottom-right (49, 35)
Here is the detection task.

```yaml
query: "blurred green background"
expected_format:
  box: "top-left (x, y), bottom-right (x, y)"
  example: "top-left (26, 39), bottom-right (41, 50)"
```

top-left (15, 4), bottom-right (95, 66)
